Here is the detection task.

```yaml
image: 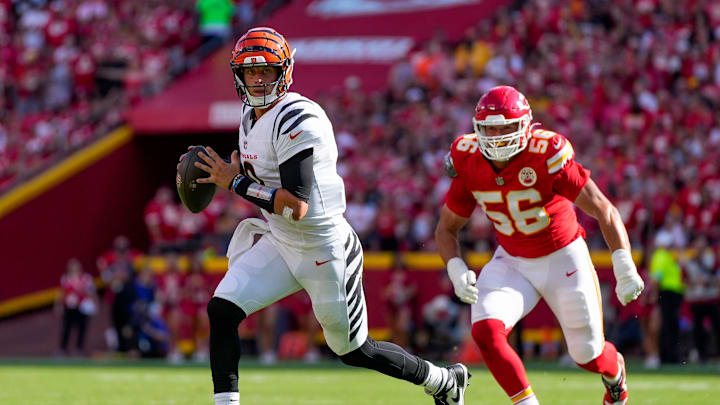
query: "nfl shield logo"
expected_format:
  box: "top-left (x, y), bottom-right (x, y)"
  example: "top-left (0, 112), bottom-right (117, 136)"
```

top-left (495, 177), bottom-right (504, 186)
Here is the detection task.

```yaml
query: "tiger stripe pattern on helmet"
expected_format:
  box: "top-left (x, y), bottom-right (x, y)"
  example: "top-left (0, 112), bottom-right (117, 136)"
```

top-left (230, 27), bottom-right (295, 108)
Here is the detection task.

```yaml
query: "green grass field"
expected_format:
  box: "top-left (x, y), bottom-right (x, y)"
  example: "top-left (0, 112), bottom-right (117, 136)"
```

top-left (1, 359), bottom-right (719, 404)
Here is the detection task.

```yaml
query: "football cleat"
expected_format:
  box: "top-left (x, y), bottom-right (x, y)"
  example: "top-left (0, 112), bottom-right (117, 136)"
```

top-left (603, 353), bottom-right (628, 405)
top-left (426, 363), bottom-right (471, 405)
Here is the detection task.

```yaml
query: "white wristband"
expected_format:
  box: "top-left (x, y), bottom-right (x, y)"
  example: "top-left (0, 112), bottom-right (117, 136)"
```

top-left (611, 249), bottom-right (636, 277)
top-left (447, 257), bottom-right (468, 276)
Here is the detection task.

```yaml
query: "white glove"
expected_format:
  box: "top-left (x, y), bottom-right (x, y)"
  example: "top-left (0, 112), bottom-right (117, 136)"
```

top-left (612, 249), bottom-right (645, 306)
top-left (447, 258), bottom-right (479, 304)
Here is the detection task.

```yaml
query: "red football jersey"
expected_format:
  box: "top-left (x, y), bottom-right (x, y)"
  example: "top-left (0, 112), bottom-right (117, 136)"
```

top-left (445, 128), bottom-right (590, 258)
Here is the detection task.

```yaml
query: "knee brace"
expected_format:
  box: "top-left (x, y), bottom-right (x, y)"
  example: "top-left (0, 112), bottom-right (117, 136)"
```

top-left (567, 337), bottom-right (600, 364)
top-left (556, 291), bottom-right (602, 364)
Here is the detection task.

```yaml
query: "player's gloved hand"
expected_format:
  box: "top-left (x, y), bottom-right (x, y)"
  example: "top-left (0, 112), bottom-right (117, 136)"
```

top-left (447, 257), bottom-right (479, 304)
top-left (611, 249), bottom-right (644, 306)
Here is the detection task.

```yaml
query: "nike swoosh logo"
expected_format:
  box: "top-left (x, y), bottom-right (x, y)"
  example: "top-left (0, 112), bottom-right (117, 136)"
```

top-left (315, 260), bottom-right (330, 266)
top-left (566, 270), bottom-right (578, 277)
top-left (289, 130), bottom-right (303, 140)
top-left (553, 138), bottom-right (562, 149)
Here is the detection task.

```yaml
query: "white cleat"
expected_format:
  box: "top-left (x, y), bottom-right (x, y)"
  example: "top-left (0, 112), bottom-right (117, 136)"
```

top-left (427, 363), bottom-right (471, 405)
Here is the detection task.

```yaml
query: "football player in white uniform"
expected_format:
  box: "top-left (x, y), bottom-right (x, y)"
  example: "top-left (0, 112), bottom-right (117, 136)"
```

top-left (184, 27), bottom-right (471, 405)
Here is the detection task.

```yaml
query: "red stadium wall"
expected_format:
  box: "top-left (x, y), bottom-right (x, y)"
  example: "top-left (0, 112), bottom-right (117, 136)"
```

top-left (0, 129), bottom-right (267, 315)
top-left (0, 128), bottom-right (155, 305)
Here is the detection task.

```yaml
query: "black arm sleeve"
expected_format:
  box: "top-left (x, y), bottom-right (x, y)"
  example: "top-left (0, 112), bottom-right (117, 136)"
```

top-left (279, 148), bottom-right (314, 203)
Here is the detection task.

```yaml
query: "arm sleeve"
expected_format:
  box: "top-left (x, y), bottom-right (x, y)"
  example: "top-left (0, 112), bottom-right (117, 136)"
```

top-left (279, 148), bottom-right (314, 203)
top-left (445, 177), bottom-right (476, 218)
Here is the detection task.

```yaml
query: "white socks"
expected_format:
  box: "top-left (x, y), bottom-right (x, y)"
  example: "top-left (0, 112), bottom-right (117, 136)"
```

top-left (516, 396), bottom-right (540, 405)
top-left (511, 386), bottom-right (539, 405)
top-left (214, 392), bottom-right (239, 405)
top-left (422, 361), bottom-right (452, 395)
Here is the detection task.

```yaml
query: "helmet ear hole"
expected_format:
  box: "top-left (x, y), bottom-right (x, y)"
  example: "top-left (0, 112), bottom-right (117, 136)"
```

top-left (232, 67), bottom-right (245, 84)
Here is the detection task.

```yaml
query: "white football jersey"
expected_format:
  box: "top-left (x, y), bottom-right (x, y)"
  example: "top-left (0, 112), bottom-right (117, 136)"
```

top-left (237, 92), bottom-right (347, 248)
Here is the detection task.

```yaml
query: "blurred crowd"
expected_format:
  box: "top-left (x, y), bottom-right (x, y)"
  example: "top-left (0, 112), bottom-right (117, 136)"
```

top-left (330, 0), bottom-right (720, 256)
top-left (144, 0), bottom-right (720, 255)
top-left (0, 0), bottom-right (283, 192)
top-left (60, 235), bottom-right (325, 363)
top-left (48, 0), bottom-right (720, 366)
top-left (56, 235), bottom-right (214, 360)
top-left (97, 238), bottom-right (213, 361)
top-left (62, 234), bottom-right (472, 363)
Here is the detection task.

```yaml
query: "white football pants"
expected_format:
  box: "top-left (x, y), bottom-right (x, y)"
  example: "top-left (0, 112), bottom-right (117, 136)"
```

top-left (214, 220), bottom-right (368, 356)
top-left (471, 237), bottom-right (605, 364)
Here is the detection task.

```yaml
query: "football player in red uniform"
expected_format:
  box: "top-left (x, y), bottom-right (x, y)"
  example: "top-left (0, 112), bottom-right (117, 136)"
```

top-left (435, 86), bottom-right (644, 405)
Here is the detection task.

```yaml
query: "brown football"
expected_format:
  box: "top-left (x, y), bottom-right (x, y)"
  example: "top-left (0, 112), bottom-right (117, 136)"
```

top-left (176, 146), bottom-right (216, 213)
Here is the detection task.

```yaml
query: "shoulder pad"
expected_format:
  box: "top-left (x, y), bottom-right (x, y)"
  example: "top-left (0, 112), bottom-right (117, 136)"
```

top-left (531, 129), bottom-right (575, 174)
top-left (448, 134), bottom-right (480, 175)
top-left (273, 99), bottom-right (318, 140)
top-left (450, 134), bottom-right (480, 157)
top-left (525, 129), bottom-right (575, 173)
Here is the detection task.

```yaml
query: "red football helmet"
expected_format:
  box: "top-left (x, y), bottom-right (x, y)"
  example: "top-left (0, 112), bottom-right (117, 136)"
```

top-left (472, 85), bottom-right (533, 161)
top-left (230, 27), bottom-right (295, 108)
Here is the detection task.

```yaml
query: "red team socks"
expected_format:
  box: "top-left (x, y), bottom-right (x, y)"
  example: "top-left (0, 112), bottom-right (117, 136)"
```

top-left (577, 341), bottom-right (620, 379)
top-left (472, 319), bottom-right (532, 399)
top-left (473, 319), bottom-right (622, 404)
